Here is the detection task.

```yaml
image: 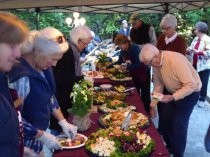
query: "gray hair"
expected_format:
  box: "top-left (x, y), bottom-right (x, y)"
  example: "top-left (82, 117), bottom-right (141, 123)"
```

top-left (21, 27), bottom-right (69, 54)
top-left (69, 26), bottom-right (92, 46)
top-left (160, 14), bottom-right (177, 28)
top-left (139, 44), bottom-right (159, 64)
top-left (195, 22), bottom-right (208, 34)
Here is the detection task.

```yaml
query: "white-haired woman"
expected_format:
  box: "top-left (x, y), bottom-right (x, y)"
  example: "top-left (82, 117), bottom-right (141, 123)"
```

top-left (157, 14), bottom-right (187, 55)
top-left (155, 14), bottom-right (187, 134)
top-left (187, 21), bottom-right (210, 108)
top-left (50, 26), bottom-right (92, 134)
top-left (8, 27), bottom-right (78, 157)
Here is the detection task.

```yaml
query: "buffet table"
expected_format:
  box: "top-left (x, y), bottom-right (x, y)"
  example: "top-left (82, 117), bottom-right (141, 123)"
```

top-left (53, 79), bottom-right (169, 157)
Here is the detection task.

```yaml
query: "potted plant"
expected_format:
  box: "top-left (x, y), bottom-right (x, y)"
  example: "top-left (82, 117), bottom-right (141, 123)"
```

top-left (68, 79), bottom-right (92, 131)
top-left (96, 51), bottom-right (110, 71)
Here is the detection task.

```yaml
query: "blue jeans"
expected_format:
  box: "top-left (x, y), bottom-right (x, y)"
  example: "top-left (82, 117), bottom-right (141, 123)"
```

top-left (199, 69), bottom-right (210, 101)
top-left (205, 125), bottom-right (210, 153)
top-left (162, 92), bottom-right (199, 157)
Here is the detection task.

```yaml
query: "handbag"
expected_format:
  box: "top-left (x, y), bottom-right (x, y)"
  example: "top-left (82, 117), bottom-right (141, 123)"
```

top-left (205, 124), bottom-right (210, 153)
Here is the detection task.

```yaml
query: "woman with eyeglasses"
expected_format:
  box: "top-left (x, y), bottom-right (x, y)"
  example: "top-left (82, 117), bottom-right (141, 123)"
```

top-left (8, 27), bottom-right (78, 156)
top-left (0, 12), bottom-right (28, 157)
top-left (50, 26), bottom-right (92, 135)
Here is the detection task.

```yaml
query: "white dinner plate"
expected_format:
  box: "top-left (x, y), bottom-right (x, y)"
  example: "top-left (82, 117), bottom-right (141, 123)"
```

top-left (57, 133), bottom-right (88, 149)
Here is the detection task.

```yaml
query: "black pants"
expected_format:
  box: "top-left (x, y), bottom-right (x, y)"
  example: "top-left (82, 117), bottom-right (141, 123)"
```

top-left (198, 69), bottom-right (210, 101)
top-left (135, 72), bottom-right (151, 114)
top-left (162, 92), bottom-right (199, 157)
top-left (157, 88), bottom-right (170, 134)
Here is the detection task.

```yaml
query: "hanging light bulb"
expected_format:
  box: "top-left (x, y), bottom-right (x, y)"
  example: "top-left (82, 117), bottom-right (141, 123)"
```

top-left (65, 17), bottom-right (72, 26)
top-left (73, 12), bottom-right (80, 18)
top-left (80, 17), bottom-right (86, 26)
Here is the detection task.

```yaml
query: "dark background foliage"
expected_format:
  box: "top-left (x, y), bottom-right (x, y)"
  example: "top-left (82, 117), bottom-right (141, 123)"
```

top-left (10, 8), bottom-right (210, 44)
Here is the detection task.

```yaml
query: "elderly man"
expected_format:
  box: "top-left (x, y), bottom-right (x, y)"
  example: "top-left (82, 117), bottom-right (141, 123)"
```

top-left (140, 44), bottom-right (201, 157)
top-left (50, 26), bottom-right (92, 135)
top-left (129, 13), bottom-right (157, 46)
top-left (156, 14), bottom-right (187, 134)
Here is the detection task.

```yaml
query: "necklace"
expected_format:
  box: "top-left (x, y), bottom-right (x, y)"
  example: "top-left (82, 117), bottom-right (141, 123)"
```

top-left (159, 51), bottom-right (164, 67)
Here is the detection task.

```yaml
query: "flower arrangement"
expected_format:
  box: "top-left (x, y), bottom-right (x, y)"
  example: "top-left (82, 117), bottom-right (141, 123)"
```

top-left (97, 51), bottom-right (108, 64)
top-left (68, 79), bottom-right (92, 117)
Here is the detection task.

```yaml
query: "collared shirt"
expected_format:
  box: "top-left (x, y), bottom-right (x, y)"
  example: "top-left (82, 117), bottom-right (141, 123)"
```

top-left (165, 32), bottom-right (178, 45)
top-left (153, 51), bottom-right (202, 101)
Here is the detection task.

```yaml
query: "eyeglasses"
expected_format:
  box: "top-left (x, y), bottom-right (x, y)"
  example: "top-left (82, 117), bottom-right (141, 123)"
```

top-left (79, 39), bottom-right (89, 46)
top-left (51, 36), bottom-right (66, 44)
top-left (161, 26), bottom-right (171, 31)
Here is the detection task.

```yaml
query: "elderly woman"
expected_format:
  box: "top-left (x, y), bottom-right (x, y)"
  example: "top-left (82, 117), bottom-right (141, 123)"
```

top-left (109, 34), bottom-right (151, 113)
top-left (8, 27), bottom-right (78, 156)
top-left (188, 21), bottom-right (210, 108)
top-left (0, 12), bottom-right (28, 157)
top-left (155, 14), bottom-right (187, 134)
top-left (157, 14), bottom-right (187, 55)
top-left (140, 44), bottom-right (201, 157)
top-left (50, 26), bottom-right (92, 134)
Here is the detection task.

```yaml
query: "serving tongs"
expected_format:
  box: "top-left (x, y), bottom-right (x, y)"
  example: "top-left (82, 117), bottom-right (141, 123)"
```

top-left (124, 87), bottom-right (135, 93)
top-left (121, 110), bottom-right (133, 131)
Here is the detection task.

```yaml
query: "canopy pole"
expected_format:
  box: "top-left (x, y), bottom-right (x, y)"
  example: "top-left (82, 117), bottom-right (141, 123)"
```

top-left (35, 8), bottom-right (40, 30)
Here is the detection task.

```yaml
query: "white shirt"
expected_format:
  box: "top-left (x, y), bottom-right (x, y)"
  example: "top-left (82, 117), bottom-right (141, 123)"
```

top-left (165, 32), bottom-right (178, 45)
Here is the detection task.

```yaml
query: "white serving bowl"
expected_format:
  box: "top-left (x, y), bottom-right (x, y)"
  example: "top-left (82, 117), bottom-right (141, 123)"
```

top-left (100, 84), bottom-right (112, 90)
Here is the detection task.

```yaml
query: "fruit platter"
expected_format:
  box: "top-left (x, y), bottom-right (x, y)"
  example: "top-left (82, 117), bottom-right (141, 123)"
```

top-left (85, 127), bottom-right (155, 157)
top-left (99, 111), bottom-right (150, 129)
top-left (98, 99), bottom-right (136, 113)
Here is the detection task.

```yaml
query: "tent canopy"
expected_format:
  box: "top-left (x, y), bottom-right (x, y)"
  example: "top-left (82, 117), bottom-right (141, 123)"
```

top-left (0, 0), bottom-right (209, 13)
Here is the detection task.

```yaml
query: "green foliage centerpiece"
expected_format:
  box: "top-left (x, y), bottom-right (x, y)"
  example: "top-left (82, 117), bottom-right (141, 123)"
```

top-left (68, 79), bottom-right (93, 131)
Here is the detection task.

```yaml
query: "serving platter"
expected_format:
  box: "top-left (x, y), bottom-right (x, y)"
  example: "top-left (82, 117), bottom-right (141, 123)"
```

top-left (85, 127), bottom-right (155, 157)
top-left (99, 111), bottom-right (150, 129)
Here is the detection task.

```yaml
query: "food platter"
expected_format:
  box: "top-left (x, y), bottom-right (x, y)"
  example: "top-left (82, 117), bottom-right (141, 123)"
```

top-left (99, 111), bottom-right (150, 129)
top-left (98, 101), bottom-right (136, 113)
top-left (93, 91), bottom-right (126, 105)
top-left (57, 133), bottom-right (88, 149)
top-left (110, 76), bottom-right (132, 82)
top-left (83, 71), bottom-right (104, 78)
top-left (85, 127), bottom-right (155, 157)
top-left (114, 85), bottom-right (126, 92)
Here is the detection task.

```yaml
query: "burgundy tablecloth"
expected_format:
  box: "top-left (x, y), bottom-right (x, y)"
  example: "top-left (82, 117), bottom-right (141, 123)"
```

top-left (53, 89), bottom-right (169, 157)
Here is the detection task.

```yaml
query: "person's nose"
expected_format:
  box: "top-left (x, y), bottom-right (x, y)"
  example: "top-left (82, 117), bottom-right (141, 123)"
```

top-left (14, 47), bottom-right (21, 58)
